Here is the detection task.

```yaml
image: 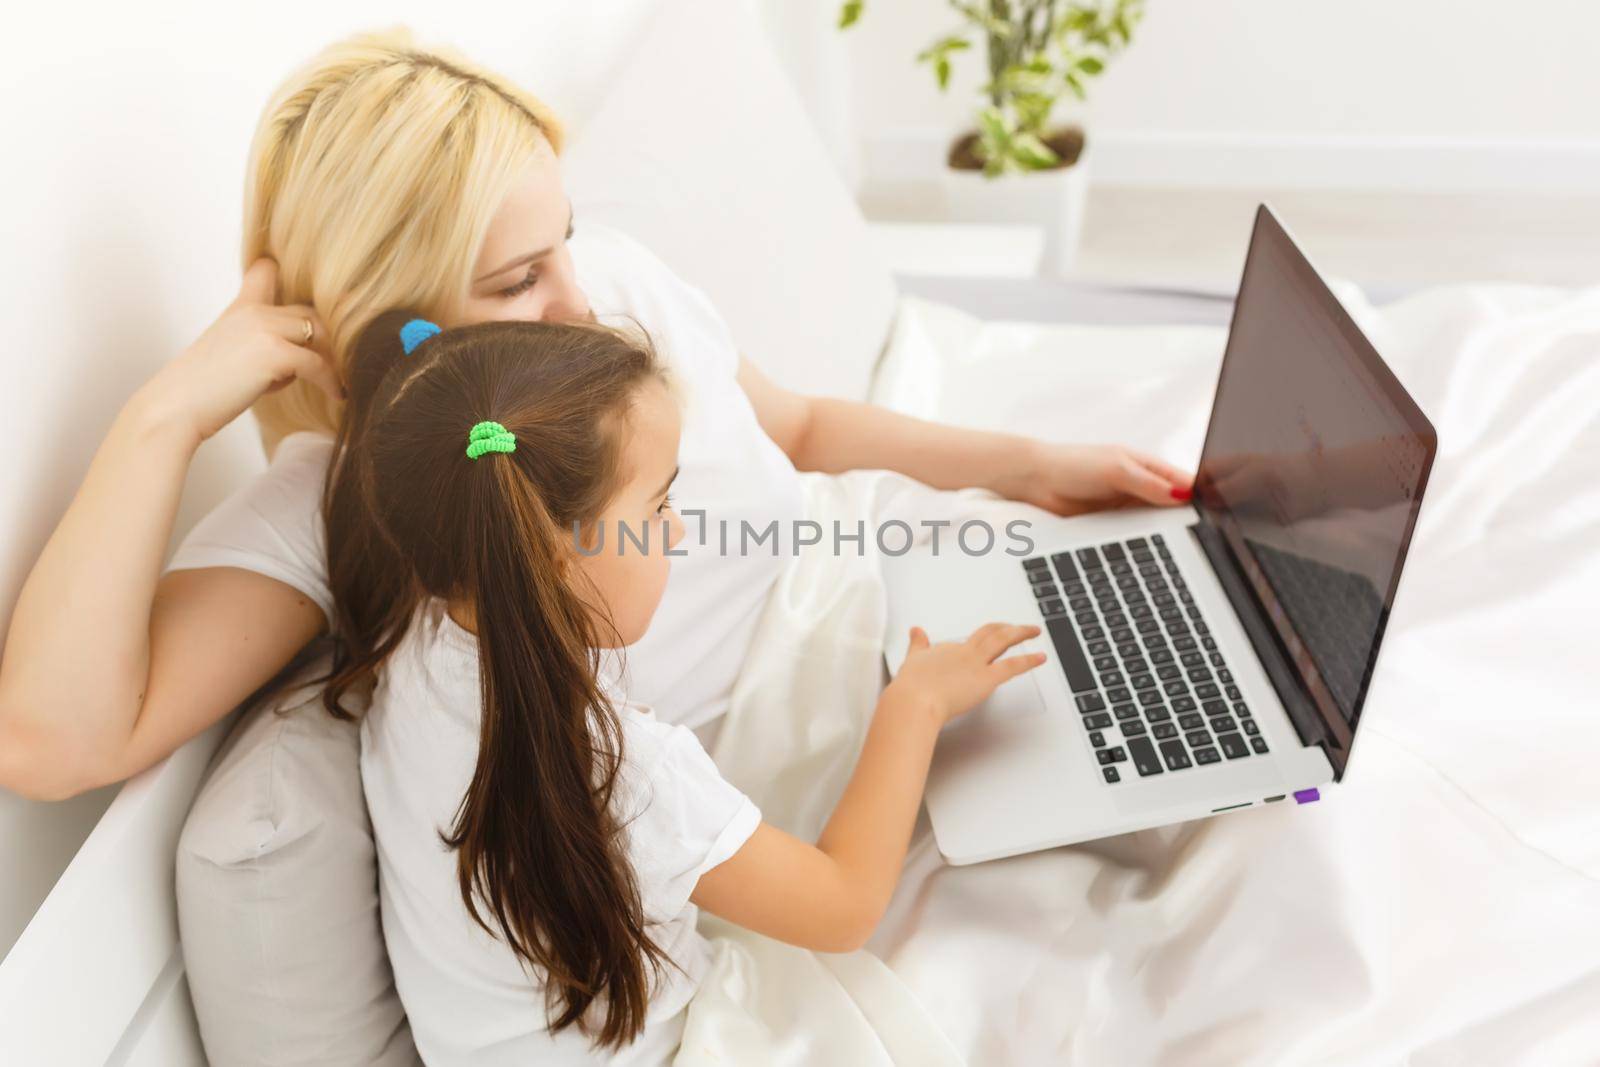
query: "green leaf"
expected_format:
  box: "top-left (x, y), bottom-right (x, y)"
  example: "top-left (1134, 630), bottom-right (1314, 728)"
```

top-left (977, 105), bottom-right (1012, 143)
top-left (998, 62), bottom-right (1055, 98)
top-left (1064, 71), bottom-right (1087, 100)
top-left (976, 130), bottom-right (1015, 177)
top-left (1077, 55), bottom-right (1104, 75)
top-left (1011, 132), bottom-right (1061, 169)
top-left (916, 34), bottom-right (970, 63)
top-left (1114, 0), bottom-right (1143, 46)
top-left (950, 1), bottom-right (1015, 38)
top-left (1012, 93), bottom-right (1054, 134)
top-left (972, 106), bottom-right (1011, 137)
top-left (917, 34), bottom-right (971, 91)
top-left (837, 0), bottom-right (864, 30)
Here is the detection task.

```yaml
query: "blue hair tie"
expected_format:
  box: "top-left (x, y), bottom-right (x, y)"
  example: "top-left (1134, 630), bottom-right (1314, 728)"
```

top-left (399, 318), bottom-right (442, 355)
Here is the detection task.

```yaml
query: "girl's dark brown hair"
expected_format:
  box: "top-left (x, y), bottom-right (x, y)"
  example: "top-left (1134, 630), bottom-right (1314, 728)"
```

top-left (322, 310), bottom-right (669, 1048)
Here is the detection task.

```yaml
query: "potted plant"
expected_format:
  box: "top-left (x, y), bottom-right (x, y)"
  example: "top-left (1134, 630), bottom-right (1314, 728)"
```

top-left (839, 0), bottom-right (1143, 273)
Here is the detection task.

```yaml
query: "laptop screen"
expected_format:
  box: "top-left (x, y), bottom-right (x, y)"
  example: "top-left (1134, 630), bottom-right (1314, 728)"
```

top-left (1194, 207), bottom-right (1436, 745)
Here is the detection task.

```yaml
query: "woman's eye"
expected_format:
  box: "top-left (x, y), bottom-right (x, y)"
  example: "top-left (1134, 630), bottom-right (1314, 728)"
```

top-left (656, 493), bottom-right (673, 515)
top-left (500, 270), bottom-right (538, 298)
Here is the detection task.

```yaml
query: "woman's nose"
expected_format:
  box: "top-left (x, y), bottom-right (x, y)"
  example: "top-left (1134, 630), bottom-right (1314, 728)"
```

top-left (541, 268), bottom-right (591, 324)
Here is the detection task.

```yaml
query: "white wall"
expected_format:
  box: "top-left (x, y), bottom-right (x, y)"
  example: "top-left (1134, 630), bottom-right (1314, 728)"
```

top-left (0, 0), bottom-right (659, 963)
top-left (839, 0), bottom-right (1600, 191)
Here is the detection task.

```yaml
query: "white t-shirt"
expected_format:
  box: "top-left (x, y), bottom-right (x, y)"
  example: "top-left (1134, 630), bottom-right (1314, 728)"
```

top-left (363, 601), bottom-right (761, 1066)
top-left (168, 224), bottom-right (805, 730)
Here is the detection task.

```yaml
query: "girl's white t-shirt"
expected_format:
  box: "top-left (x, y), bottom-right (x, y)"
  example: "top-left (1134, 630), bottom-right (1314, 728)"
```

top-left (363, 601), bottom-right (760, 1066)
top-left (167, 224), bottom-right (806, 731)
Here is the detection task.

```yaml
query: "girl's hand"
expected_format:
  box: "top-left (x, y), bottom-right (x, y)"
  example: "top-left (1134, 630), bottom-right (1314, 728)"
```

top-left (994, 442), bottom-right (1194, 516)
top-left (135, 258), bottom-right (343, 444)
top-left (886, 623), bottom-right (1045, 726)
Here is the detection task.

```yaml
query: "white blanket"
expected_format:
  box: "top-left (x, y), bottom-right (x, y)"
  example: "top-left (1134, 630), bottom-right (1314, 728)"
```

top-left (679, 470), bottom-right (984, 1067)
top-left (688, 285), bottom-right (1600, 1065)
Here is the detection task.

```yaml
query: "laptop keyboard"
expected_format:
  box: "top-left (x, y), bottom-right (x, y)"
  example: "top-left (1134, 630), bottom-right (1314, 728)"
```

top-left (1249, 539), bottom-right (1382, 715)
top-left (1023, 534), bottom-right (1269, 784)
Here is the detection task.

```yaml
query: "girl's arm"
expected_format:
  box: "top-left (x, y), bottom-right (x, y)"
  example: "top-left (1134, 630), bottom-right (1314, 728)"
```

top-left (691, 623), bottom-right (1044, 953)
top-left (0, 261), bottom-right (339, 800)
top-left (737, 356), bottom-right (1194, 515)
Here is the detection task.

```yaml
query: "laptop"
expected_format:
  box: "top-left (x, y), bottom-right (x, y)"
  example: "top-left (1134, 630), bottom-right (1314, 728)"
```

top-left (882, 205), bottom-right (1437, 865)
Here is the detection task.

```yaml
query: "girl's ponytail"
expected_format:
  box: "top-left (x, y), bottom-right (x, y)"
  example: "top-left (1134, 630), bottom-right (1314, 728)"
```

top-left (444, 455), bottom-right (663, 1047)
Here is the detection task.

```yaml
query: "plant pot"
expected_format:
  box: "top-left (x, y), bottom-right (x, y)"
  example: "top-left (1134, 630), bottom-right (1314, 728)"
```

top-left (939, 127), bottom-right (1090, 276)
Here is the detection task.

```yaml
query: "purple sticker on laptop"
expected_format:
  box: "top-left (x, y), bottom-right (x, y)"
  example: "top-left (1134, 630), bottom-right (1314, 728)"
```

top-left (1293, 788), bottom-right (1321, 804)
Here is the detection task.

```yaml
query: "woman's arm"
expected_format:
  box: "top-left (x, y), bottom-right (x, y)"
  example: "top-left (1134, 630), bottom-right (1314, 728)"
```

top-left (738, 356), bottom-right (1193, 515)
top-left (692, 623), bottom-right (1043, 953)
top-left (0, 261), bottom-right (338, 800)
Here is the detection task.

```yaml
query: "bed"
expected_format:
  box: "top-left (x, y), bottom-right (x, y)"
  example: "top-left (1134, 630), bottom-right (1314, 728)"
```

top-left (3, 0), bottom-right (1597, 1063)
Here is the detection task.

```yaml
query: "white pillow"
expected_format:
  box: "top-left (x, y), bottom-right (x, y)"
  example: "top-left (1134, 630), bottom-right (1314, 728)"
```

top-left (177, 658), bottom-right (419, 1066)
top-left (563, 0), bottom-right (897, 400)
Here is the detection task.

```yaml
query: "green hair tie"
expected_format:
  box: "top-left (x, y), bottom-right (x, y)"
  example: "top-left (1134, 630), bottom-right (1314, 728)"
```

top-left (466, 420), bottom-right (517, 460)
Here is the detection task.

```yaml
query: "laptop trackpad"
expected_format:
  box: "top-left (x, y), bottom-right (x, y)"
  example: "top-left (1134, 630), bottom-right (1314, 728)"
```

top-left (973, 670), bottom-right (1046, 726)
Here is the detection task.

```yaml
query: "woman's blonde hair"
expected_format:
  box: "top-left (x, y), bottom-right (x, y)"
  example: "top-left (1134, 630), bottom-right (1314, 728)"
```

top-left (243, 27), bottom-right (563, 450)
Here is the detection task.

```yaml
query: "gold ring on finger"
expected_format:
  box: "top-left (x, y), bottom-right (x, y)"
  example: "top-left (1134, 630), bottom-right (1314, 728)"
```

top-left (300, 318), bottom-right (315, 345)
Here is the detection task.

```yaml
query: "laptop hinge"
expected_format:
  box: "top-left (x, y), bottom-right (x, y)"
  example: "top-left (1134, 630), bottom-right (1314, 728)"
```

top-left (1187, 522), bottom-right (1330, 759)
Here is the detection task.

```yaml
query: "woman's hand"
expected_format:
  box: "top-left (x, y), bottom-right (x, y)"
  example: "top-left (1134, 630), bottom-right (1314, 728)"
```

top-left (886, 623), bottom-right (1045, 727)
top-left (0, 259), bottom-right (337, 800)
top-left (993, 441), bottom-right (1194, 516)
top-left (134, 258), bottom-right (342, 445)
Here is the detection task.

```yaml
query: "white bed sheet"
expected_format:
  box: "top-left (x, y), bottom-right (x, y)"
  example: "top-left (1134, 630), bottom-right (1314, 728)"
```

top-left (710, 284), bottom-right (1600, 1066)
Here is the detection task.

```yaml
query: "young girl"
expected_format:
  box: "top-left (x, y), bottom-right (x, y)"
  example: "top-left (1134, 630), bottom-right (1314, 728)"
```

top-left (338, 310), bottom-right (1045, 1063)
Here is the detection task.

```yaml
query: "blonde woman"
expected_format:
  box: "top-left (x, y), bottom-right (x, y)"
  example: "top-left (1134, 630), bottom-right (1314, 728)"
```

top-left (0, 29), bottom-right (1192, 802)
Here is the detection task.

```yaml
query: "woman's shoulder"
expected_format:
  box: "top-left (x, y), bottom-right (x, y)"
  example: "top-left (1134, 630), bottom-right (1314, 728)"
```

top-left (165, 429), bottom-right (337, 620)
top-left (273, 429), bottom-right (336, 460)
top-left (571, 223), bottom-right (689, 321)
top-left (233, 429), bottom-right (335, 534)
top-left (254, 430), bottom-right (335, 494)
top-left (570, 223), bottom-right (736, 374)
top-left (568, 221), bottom-right (673, 289)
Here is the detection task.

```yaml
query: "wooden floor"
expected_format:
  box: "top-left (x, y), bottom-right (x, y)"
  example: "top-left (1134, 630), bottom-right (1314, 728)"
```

top-left (860, 184), bottom-right (1600, 292)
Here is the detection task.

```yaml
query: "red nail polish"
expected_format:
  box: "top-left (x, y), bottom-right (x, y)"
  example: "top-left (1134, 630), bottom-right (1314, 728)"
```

top-left (1170, 486), bottom-right (1192, 502)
